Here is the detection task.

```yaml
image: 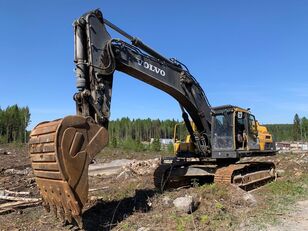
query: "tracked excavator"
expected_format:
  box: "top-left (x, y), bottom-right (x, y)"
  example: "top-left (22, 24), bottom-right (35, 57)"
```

top-left (29, 9), bottom-right (276, 227)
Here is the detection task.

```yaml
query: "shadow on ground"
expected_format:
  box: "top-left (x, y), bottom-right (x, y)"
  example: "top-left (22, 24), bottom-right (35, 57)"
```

top-left (82, 189), bottom-right (157, 231)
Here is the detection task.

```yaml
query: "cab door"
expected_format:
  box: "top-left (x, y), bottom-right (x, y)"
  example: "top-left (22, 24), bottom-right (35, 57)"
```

top-left (246, 114), bottom-right (260, 150)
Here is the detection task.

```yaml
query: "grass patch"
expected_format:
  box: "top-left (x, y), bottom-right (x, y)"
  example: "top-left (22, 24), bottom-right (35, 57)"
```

top-left (96, 146), bottom-right (172, 162)
top-left (247, 174), bottom-right (308, 229)
top-left (193, 183), bottom-right (238, 230)
top-left (93, 181), bottom-right (140, 202)
top-left (170, 213), bottom-right (196, 231)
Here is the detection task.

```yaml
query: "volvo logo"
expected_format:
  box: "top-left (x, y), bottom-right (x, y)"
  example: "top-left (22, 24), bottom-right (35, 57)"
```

top-left (137, 59), bottom-right (166, 77)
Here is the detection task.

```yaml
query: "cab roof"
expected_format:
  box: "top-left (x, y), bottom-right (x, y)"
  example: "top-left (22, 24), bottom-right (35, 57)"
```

top-left (212, 105), bottom-right (249, 113)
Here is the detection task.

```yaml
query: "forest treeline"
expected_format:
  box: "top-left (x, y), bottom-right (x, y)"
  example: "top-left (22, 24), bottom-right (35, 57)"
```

top-left (266, 114), bottom-right (308, 142)
top-left (0, 105), bottom-right (30, 143)
top-left (108, 114), bottom-right (308, 148)
top-left (1, 104), bottom-right (307, 147)
top-left (108, 118), bottom-right (179, 151)
top-left (266, 124), bottom-right (293, 141)
top-left (109, 117), bottom-right (178, 141)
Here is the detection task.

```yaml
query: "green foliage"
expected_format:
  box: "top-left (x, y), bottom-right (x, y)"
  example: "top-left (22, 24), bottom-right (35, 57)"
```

top-left (200, 183), bottom-right (228, 199)
top-left (200, 214), bottom-right (209, 224)
top-left (134, 139), bottom-right (145, 152)
top-left (266, 113), bottom-right (308, 141)
top-left (250, 174), bottom-right (308, 229)
top-left (266, 124), bottom-right (293, 141)
top-left (0, 105), bottom-right (31, 143)
top-left (167, 143), bottom-right (174, 153)
top-left (108, 117), bottom-right (177, 152)
top-left (151, 138), bottom-right (161, 152)
top-left (267, 178), bottom-right (307, 198)
top-left (109, 117), bottom-right (178, 142)
top-left (215, 201), bottom-right (224, 210)
top-left (293, 113), bottom-right (301, 141)
top-left (0, 136), bottom-right (7, 144)
top-left (111, 137), bottom-right (117, 148)
top-left (115, 138), bottom-right (146, 152)
top-left (302, 117), bottom-right (308, 140)
top-left (171, 213), bottom-right (191, 231)
top-left (108, 113), bottom-right (308, 148)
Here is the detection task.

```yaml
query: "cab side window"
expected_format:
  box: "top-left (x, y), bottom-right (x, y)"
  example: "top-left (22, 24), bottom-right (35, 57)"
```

top-left (248, 114), bottom-right (257, 134)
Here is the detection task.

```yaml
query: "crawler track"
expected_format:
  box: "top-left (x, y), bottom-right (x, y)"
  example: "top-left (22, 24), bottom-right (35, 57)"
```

top-left (154, 161), bottom-right (276, 191)
top-left (214, 162), bottom-right (276, 190)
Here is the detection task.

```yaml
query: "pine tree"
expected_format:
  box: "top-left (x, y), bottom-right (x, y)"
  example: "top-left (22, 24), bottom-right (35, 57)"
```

top-left (301, 117), bottom-right (308, 141)
top-left (293, 113), bottom-right (301, 141)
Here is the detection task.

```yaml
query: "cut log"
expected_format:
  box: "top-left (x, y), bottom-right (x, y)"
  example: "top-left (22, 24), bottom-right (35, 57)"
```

top-left (0, 200), bottom-right (41, 214)
top-left (0, 190), bottom-right (30, 196)
top-left (0, 195), bottom-right (41, 202)
top-left (89, 186), bottom-right (109, 192)
top-left (0, 208), bottom-right (13, 215)
top-left (0, 201), bottom-right (28, 209)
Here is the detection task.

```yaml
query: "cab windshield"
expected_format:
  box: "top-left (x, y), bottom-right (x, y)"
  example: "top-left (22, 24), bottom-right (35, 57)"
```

top-left (212, 113), bottom-right (234, 150)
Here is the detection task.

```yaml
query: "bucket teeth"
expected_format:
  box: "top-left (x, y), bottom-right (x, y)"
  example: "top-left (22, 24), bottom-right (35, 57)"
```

top-left (29, 115), bottom-right (108, 228)
top-left (51, 204), bottom-right (58, 218)
top-left (65, 209), bottom-right (73, 224)
top-left (73, 215), bottom-right (84, 229)
top-left (57, 205), bottom-right (67, 225)
top-left (43, 201), bottom-right (51, 213)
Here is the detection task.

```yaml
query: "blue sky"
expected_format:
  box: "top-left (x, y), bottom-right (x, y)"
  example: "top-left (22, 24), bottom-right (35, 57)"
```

top-left (0, 1), bottom-right (307, 129)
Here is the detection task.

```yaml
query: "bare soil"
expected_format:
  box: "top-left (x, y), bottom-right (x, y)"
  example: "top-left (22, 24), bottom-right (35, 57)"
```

top-left (0, 144), bottom-right (308, 231)
top-left (266, 200), bottom-right (308, 231)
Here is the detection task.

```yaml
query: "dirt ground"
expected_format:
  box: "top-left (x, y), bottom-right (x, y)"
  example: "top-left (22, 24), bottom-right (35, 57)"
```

top-left (0, 144), bottom-right (308, 231)
top-left (266, 200), bottom-right (308, 231)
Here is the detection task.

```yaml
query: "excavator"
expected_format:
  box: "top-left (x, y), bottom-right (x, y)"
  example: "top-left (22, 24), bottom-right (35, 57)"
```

top-left (29, 9), bottom-right (276, 227)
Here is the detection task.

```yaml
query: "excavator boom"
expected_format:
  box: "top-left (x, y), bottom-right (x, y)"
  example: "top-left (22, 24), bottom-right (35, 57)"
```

top-left (73, 10), bottom-right (212, 153)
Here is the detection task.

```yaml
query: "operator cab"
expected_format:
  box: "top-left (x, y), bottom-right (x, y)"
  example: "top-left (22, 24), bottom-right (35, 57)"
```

top-left (211, 105), bottom-right (260, 159)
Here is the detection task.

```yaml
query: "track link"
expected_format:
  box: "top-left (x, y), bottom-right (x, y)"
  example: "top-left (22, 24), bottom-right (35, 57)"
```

top-left (29, 116), bottom-right (108, 227)
top-left (214, 162), bottom-right (276, 190)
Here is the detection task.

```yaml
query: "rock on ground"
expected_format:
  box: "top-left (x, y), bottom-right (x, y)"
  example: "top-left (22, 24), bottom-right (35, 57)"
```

top-left (242, 192), bottom-right (257, 206)
top-left (173, 195), bottom-right (199, 213)
top-left (137, 227), bottom-right (151, 231)
top-left (4, 167), bottom-right (31, 175)
top-left (162, 196), bottom-right (172, 208)
top-left (276, 169), bottom-right (285, 177)
top-left (123, 158), bottom-right (160, 176)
